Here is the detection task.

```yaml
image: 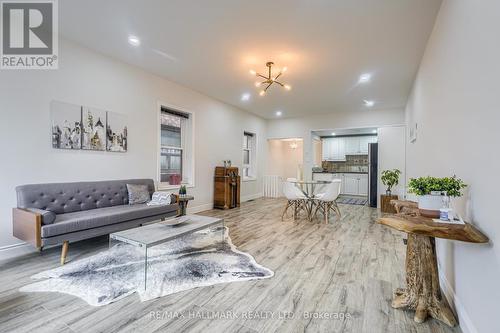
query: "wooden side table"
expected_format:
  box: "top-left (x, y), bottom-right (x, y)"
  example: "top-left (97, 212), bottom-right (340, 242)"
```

top-left (380, 194), bottom-right (399, 213)
top-left (176, 195), bottom-right (194, 216)
top-left (378, 200), bottom-right (488, 327)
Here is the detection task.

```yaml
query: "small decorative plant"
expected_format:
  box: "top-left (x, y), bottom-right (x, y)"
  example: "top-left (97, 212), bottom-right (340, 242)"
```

top-left (408, 175), bottom-right (466, 197)
top-left (381, 169), bottom-right (401, 195)
top-left (179, 185), bottom-right (187, 196)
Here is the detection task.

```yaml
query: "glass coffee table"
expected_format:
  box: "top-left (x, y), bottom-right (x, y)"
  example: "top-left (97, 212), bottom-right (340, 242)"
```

top-left (109, 214), bottom-right (224, 290)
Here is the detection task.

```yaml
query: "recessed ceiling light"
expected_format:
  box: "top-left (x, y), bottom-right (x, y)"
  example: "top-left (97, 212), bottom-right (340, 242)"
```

top-left (364, 100), bottom-right (375, 107)
top-left (331, 132), bottom-right (336, 136)
top-left (372, 129), bottom-right (377, 134)
top-left (276, 110), bottom-right (283, 116)
top-left (128, 35), bottom-right (141, 46)
top-left (359, 73), bottom-right (371, 83)
top-left (241, 93), bottom-right (250, 101)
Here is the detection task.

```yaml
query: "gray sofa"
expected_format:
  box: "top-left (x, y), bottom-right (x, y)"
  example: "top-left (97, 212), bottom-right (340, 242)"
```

top-left (13, 179), bottom-right (178, 264)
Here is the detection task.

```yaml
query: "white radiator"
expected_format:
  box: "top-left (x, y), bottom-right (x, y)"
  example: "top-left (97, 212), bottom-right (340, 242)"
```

top-left (263, 175), bottom-right (283, 198)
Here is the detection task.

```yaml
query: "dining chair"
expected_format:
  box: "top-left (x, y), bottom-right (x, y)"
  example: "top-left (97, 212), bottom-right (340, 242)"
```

top-left (313, 179), bottom-right (342, 224)
top-left (281, 181), bottom-right (308, 221)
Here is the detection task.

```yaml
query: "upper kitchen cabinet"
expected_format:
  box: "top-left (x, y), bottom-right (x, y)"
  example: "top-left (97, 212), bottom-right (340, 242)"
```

top-left (322, 137), bottom-right (346, 161)
top-left (344, 136), bottom-right (377, 155)
top-left (322, 135), bottom-right (377, 161)
top-left (359, 136), bottom-right (378, 154)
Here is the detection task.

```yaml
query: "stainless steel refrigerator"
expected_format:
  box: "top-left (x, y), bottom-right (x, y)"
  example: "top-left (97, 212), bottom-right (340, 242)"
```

top-left (368, 143), bottom-right (378, 207)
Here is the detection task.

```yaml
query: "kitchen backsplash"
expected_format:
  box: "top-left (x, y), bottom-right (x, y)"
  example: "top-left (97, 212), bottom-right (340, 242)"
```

top-left (321, 155), bottom-right (369, 172)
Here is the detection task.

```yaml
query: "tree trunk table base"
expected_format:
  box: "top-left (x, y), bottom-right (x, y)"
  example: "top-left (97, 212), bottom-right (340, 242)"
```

top-left (392, 234), bottom-right (456, 326)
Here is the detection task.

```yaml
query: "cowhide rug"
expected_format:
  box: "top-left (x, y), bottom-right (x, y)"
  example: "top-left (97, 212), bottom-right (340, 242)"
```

top-left (20, 226), bottom-right (273, 306)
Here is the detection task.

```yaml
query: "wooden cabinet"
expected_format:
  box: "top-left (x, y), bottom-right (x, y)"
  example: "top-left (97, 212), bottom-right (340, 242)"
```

top-left (214, 167), bottom-right (240, 209)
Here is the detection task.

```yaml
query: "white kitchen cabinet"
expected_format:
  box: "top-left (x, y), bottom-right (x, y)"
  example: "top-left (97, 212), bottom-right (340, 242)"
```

top-left (331, 138), bottom-right (345, 161)
top-left (312, 173), bottom-right (333, 181)
top-left (358, 174), bottom-right (368, 196)
top-left (322, 139), bottom-right (331, 160)
top-left (343, 174), bottom-right (359, 195)
top-left (344, 137), bottom-right (360, 155)
top-left (359, 136), bottom-right (377, 154)
top-left (321, 138), bottom-right (346, 161)
top-left (342, 173), bottom-right (368, 196)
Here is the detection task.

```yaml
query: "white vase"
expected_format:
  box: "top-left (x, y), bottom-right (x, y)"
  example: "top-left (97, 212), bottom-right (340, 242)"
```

top-left (418, 195), bottom-right (443, 218)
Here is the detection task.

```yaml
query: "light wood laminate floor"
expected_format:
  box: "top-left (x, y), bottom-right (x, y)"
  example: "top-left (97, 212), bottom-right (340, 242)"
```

top-left (0, 198), bottom-right (461, 333)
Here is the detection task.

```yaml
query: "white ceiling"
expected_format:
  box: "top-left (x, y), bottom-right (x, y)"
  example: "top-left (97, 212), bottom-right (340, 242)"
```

top-left (59, 0), bottom-right (442, 119)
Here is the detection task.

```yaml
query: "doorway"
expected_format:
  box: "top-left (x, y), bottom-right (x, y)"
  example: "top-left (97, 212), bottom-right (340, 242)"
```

top-left (267, 138), bottom-right (304, 181)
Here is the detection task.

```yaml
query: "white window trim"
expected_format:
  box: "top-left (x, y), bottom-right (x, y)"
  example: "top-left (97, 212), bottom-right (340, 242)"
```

top-left (242, 131), bottom-right (257, 182)
top-left (157, 101), bottom-right (195, 190)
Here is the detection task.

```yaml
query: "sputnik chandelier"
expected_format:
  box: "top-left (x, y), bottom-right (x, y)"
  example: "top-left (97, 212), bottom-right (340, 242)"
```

top-left (249, 62), bottom-right (291, 96)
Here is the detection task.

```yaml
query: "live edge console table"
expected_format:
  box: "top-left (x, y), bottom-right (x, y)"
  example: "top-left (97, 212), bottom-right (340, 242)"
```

top-left (377, 200), bottom-right (489, 327)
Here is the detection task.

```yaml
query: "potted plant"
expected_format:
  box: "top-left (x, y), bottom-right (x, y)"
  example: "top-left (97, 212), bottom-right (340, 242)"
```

top-left (179, 185), bottom-right (187, 197)
top-left (381, 169), bottom-right (401, 196)
top-left (408, 175), bottom-right (466, 218)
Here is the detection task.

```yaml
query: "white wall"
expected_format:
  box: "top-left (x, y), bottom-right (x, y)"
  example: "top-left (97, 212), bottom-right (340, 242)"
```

top-left (266, 139), bottom-right (303, 180)
top-left (377, 126), bottom-right (406, 206)
top-left (267, 109), bottom-right (405, 181)
top-left (0, 39), bottom-right (267, 257)
top-left (404, 1), bottom-right (500, 332)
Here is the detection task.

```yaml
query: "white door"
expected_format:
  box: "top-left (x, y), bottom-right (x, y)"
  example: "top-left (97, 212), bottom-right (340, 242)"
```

top-left (344, 174), bottom-right (359, 195)
top-left (344, 137), bottom-right (359, 155)
top-left (358, 174), bottom-right (368, 196)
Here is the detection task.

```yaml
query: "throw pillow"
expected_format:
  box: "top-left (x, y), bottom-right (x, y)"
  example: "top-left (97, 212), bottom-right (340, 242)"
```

top-left (147, 192), bottom-right (172, 206)
top-left (126, 184), bottom-right (151, 205)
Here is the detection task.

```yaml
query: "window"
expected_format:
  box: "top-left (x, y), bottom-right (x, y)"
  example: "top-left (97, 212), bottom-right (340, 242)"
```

top-left (159, 106), bottom-right (193, 188)
top-left (243, 131), bottom-right (256, 180)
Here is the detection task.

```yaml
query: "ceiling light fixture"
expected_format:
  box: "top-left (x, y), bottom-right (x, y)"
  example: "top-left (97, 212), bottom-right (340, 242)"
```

top-left (364, 100), bottom-right (375, 107)
top-left (275, 110), bottom-right (283, 116)
top-left (249, 62), bottom-right (291, 96)
top-left (359, 73), bottom-right (371, 83)
top-left (241, 93), bottom-right (250, 101)
top-left (372, 129), bottom-right (378, 134)
top-left (128, 35), bottom-right (141, 46)
top-left (331, 132), bottom-right (336, 136)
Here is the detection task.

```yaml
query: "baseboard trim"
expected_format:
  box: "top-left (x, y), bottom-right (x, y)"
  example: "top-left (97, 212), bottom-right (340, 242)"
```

top-left (0, 242), bottom-right (36, 261)
top-left (187, 202), bottom-right (213, 214)
top-left (241, 192), bottom-right (263, 202)
top-left (439, 269), bottom-right (477, 333)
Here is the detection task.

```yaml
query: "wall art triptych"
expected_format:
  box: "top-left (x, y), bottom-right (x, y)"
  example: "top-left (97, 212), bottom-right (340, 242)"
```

top-left (51, 101), bottom-right (128, 152)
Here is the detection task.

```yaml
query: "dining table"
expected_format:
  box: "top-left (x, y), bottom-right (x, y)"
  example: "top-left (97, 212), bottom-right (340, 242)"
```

top-left (289, 179), bottom-right (332, 220)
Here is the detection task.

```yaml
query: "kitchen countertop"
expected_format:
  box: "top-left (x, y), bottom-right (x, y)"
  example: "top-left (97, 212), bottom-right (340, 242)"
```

top-left (313, 171), bottom-right (368, 174)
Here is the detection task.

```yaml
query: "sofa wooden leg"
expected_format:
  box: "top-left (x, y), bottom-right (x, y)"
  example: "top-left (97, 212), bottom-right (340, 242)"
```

top-left (61, 241), bottom-right (69, 265)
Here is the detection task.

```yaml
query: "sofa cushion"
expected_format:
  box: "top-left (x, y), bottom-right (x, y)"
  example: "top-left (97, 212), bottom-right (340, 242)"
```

top-left (41, 203), bottom-right (178, 238)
